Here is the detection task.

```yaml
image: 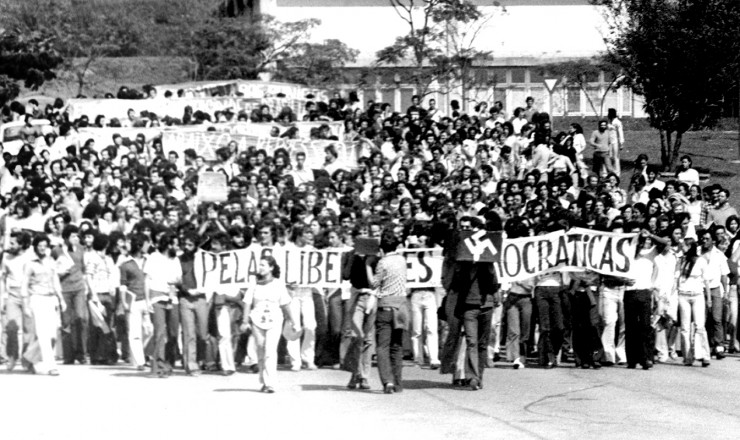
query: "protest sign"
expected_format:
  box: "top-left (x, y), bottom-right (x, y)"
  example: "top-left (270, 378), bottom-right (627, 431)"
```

top-left (493, 228), bottom-right (638, 282)
top-left (194, 247), bottom-right (444, 289)
top-left (455, 231), bottom-right (503, 262)
top-left (68, 97), bottom-right (263, 122)
top-left (197, 172), bottom-right (229, 203)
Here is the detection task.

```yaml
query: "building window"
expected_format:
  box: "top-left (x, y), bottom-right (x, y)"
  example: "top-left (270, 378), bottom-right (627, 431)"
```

top-left (511, 68), bottom-right (526, 84)
top-left (567, 88), bottom-right (581, 114)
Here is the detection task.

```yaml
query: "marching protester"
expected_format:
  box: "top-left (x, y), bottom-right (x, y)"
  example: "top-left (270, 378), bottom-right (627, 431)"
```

top-left (1, 87), bottom-right (739, 395)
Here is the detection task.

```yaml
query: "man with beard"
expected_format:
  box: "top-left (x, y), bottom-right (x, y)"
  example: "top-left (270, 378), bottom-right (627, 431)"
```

top-left (54, 225), bottom-right (89, 365)
top-left (178, 232), bottom-right (210, 376)
top-left (0, 231), bottom-right (33, 371)
top-left (144, 233), bottom-right (182, 377)
top-left (119, 234), bottom-right (151, 370)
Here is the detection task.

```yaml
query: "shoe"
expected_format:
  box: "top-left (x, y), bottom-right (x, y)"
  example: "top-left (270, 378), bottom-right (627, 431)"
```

top-left (580, 363), bottom-right (590, 369)
top-left (592, 361), bottom-right (602, 370)
top-left (493, 353), bottom-right (502, 362)
top-left (715, 348), bottom-right (725, 360)
top-left (358, 378), bottom-right (371, 390)
top-left (249, 364), bottom-right (260, 374)
top-left (642, 361), bottom-right (653, 370)
top-left (7, 358), bottom-right (16, 372)
top-left (486, 358), bottom-right (495, 368)
top-left (384, 383), bottom-right (396, 394)
top-left (512, 358), bottom-right (525, 369)
top-left (701, 359), bottom-right (710, 368)
top-left (430, 362), bottom-right (440, 370)
top-left (601, 361), bottom-right (615, 367)
top-left (290, 365), bottom-right (301, 372)
top-left (261, 386), bottom-right (275, 393)
top-left (347, 375), bottom-right (359, 389)
top-left (469, 378), bottom-right (481, 391)
top-left (452, 378), bottom-right (464, 387)
top-left (136, 365), bottom-right (147, 371)
top-left (627, 364), bottom-right (637, 369)
top-left (48, 370), bottom-right (60, 376)
top-left (222, 370), bottom-right (235, 376)
top-left (303, 363), bottom-right (317, 371)
top-left (332, 363), bottom-right (341, 370)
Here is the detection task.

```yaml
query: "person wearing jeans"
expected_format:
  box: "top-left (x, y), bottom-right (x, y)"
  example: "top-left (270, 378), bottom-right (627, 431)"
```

top-left (54, 225), bottom-right (89, 365)
top-left (677, 240), bottom-right (711, 367)
top-left (698, 229), bottom-right (729, 359)
top-left (534, 274), bottom-right (565, 368)
top-left (178, 233), bottom-right (210, 376)
top-left (504, 280), bottom-right (533, 369)
top-left (623, 234), bottom-right (660, 370)
top-left (0, 231), bottom-right (32, 371)
top-left (367, 229), bottom-right (408, 394)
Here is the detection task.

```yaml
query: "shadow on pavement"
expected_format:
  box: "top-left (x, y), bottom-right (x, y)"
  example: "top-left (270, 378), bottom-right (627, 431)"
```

top-left (398, 379), bottom-right (450, 390)
top-left (300, 384), bottom-right (366, 392)
top-left (213, 388), bottom-right (261, 393)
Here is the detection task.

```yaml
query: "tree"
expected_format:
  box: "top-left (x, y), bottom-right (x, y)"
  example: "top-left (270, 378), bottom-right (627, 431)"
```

top-left (1, 0), bottom-right (143, 96)
top-left (189, 15), bottom-right (320, 81)
top-left (375, 0), bottom-right (486, 99)
top-left (0, 30), bottom-right (62, 105)
top-left (539, 57), bottom-right (625, 117)
top-left (595, 0), bottom-right (740, 170)
top-left (274, 40), bottom-right (359, 89)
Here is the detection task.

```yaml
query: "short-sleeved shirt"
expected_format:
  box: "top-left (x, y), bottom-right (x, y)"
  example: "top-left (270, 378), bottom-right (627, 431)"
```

top-left (372, 253), bottom-right (407, 299)
top-left (246, 279), bottom-right (291, 330)
top-left (1, 251), bottom-right (31, 298)
top-left (701, 247), bottom-right (730, 292)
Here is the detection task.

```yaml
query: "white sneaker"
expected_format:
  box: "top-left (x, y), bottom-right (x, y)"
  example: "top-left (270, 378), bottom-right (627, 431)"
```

top-left (513, 358), bottom-right (525, 369)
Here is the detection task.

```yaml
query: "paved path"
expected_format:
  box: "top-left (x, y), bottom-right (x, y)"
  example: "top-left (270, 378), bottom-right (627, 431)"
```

top-left (1, 355), bottom-right (739, 440)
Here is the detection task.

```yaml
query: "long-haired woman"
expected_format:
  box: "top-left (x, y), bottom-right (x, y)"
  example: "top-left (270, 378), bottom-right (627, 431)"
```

top-left (676, 239), bottom-right (711, 367)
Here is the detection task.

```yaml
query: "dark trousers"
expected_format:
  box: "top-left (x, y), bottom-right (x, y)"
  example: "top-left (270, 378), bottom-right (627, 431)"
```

top-left (570, 290), bottom-right (604, 366)
top-left (4, 298), bottom-right (33, 360)
top-left (317, 289), bottom-right (343, 366)
top-left (89, 293), bottom-right (118, 363)
top-left (152, 301), bottom-right (180, 373)
top-left (440, 291), bottom-right (463, 375)
top-left (179, 296), bottom-right (209, 373)
top-left (375, 308), bottom-right (404, 388)
top-left (61, 289), bottom-right (88, 362)
top-left (624, 289), bottom-right (653, 366)
top-left (505, 294), bottom-right (531, 361)
top-left (535, 286), bottom-right (564, 365)
top-left (707, 288), bottom-right (724, 349)
top-left (463, 306), bottom-right (493, 384)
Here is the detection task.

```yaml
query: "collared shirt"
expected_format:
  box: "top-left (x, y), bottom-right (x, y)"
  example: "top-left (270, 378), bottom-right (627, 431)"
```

top-left (119, 256), bottom-right (147, 301)
top-left (23, 254), bottom-right (60, 297)
top-left (701, 247), bottom-right (729, 291)
top-left (678, 257), bottom-right (709, 294)
top-left (84, 251), bottom-right (114, 294)
top-left (371, 253), bottom-right (407, 299)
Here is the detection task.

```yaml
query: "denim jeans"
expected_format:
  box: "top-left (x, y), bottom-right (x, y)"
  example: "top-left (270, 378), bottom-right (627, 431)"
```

top-left (179, 295), bottom-right (209, 373)
top-left (505, 294), bottom-right (531, 362)
top-left (570, 290), bottom-right (603, 366)
top-left (534, 286), bottom-right (564, 365)
top-left (375, 308), bottom-right (404, 388)
top-left (347, 291), bottom-right (376, 380)
top-left (61, 289), bottom-right (88, 362)
top-left (463, 306), bottom-right (493, 384)
top-left (706, 287), bottom-right (724, 350)
top-left (4, 297), bottom-right (33, 360)
top-left (151, 301), bottom-right (180, 373)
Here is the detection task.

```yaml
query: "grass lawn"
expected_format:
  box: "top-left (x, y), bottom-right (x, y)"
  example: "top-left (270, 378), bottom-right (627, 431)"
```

top-left (586, 129), bottom-right (740, 205)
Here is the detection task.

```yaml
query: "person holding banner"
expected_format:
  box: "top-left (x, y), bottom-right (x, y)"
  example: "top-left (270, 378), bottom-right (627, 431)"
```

top-left (623, 233), bottom-right (659, 370)
top-left (241, 256), bottom-right (299, 393)
top-left (533, 223), bottom-right (567, 368)
top-left (285, 225), bottom-right (318, 371)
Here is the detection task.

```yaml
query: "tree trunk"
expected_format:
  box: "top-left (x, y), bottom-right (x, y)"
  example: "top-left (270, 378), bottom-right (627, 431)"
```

top-left (665, 130), bottom-right (673, 171)
top-left (659, 129), bottom-right (668, 170)
top-left (669, 131), bottom-right (684, 171)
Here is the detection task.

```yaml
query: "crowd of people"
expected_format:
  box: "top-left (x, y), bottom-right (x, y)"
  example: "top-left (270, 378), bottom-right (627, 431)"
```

top-left (1, 88), bottom-right (739, 395)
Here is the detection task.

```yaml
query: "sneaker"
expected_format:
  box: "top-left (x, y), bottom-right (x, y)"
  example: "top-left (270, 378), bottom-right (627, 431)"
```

top-left (359, 378), bottom-right (371, 390)
top-left (715, 347), bottom-right (725, 360)
top-left (347, 375), bottom-right (359, 389)
top-left (6, 357), bottom-right (16, 372)
top-left (48, 370), bottom-right (60, 376)
top-left (429, 362), bottom-right (441, 370)
top-left (261, 385), bottom-right (275, 393)
top-left (303, 363), bottom-right (318, 370)
top-left (701, 359), bottom-right (711, 368)
top-left (512, 358), bottom-right (525, 369)
top-left (469, 378), bottom-right (481, 391)
top-left (290, 365), bottom-right (301, 372)
top-left (384, 383), bottom-right (396, 394)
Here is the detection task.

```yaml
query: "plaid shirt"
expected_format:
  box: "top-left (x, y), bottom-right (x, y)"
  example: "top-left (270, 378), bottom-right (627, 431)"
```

top-left (371, 253), bottom-right (407, 299)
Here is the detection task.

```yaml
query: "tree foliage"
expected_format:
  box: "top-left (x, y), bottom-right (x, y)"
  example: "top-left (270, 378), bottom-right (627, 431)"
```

top-left (376, 0), bottom-right (489, 98)
top-left (595, 0), bottom-right (740, 169)
top-left (275, 39), bottom-right (359, 88)
top-left (0, 29), bottom-right (62, 106)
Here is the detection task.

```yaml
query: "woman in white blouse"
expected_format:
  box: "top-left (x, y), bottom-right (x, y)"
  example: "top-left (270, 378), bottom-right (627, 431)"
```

top-left (241, 256), bottom-right (299, 393)
top-left (676, 240), bottom-right (711, 367)
top-left (676, 155), bottom-right (700, 187)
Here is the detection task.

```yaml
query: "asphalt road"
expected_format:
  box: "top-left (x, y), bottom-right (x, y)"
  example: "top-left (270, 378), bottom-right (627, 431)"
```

top-left (1, 355), bottom-right (739, 440)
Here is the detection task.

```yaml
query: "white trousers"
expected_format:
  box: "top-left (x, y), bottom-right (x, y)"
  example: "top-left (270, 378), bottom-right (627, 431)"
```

top-left (217, 307), bottom-right (235, 372)
top-left (600, 287), bottom-right (626, 363)
top-left (286, 295), bottom-right (316, 368)
top-left (678, 293), bottom-right (710, 363)
top-left (127, 300), bottom-right (152, 368)
top-left (410, 291), bottom-right (439, 364)
top-left (29, 296), bottom-right (59, 374)
top-left (252, 319), bottom-right (284, 388)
